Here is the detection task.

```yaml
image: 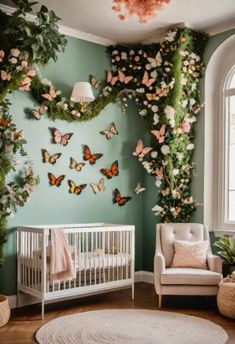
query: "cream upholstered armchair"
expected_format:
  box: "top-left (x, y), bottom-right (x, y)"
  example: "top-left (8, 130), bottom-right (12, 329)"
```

top-left (154, 223), bottom-right (223, 308)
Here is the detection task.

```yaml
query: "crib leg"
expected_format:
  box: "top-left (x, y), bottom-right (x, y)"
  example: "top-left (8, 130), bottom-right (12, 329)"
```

top-left (41, 299), bottom-right (45, 320)
top-left (16, 288), bottom-right (20, 308)
top-left (132, 282), bottom-right (135, 300)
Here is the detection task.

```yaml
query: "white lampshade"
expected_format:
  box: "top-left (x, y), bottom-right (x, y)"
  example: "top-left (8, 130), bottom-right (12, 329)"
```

top-left (70, 82), bottom-right (95, 103)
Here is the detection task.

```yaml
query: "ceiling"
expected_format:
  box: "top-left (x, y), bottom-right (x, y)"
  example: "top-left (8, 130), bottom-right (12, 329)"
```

top-left (1, 0), bottom-right (235, 44)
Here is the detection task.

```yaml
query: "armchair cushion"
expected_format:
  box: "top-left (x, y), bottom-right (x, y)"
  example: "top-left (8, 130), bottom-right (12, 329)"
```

top-left (161, 268), bottom-right (223, 286)
top-left (207, 254), bottom-right (222, 274)
top-left (171, 240), bottom-right (209, 270)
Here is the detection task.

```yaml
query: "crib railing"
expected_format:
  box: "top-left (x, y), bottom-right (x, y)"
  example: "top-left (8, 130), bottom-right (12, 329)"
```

top-left (17, 224), bottom-right (135, 318)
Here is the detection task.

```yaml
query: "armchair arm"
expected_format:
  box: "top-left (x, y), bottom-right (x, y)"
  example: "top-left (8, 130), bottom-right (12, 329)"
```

top-left (154, 252), bottom-right (165, 293)
top-left (207, 253), bottom-right (222, 274)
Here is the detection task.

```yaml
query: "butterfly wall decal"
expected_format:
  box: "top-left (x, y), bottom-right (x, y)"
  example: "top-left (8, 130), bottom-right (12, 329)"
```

top-left (118, 70), bottom-right (133, 84)
top-left (42, 86), bottom-right (57, 101)
top-left (48, 173), bottom-right (65, 187)
top-left (107, 71), bottom-right (119, 86)
top-left (52, 128), bottom-right (73, 146)
top-left (146, 93), bottom-right (157, 101)
top-left (69, 157), bottom-right (85, 172)
top-left (145, 52), bottom-right (162, 70)
top-left (133, 139), bottom-right (153, 161)
top-left (90, 178), bottom-right (105, 194)
top-left (100, 122), bottom-right (118, 140)
top-left (42, 149), bottom-right (62, 165)
top-left (1, 70), bottom-right (12, 81)
top-left (31, 104), bottom-right (47, 120)
top-left (90, 75), bottom-right (103, 89)
top-left (83, 145), bottom-right (103, 165)
top-left (68, 180), bottom-right (87, 195)
top-left (113, 188), bottom-right (132, 206)
top-left (142, 71), bottom-right (156, 87)
top-left (134, 182), bottom-right (146, 194)
top-left (100, 160), bottom-right (119, 179)
top-left (151, 125), bottom-right (166, 143)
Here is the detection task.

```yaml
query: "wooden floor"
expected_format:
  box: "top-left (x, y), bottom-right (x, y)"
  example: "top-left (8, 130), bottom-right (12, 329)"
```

top-left (0, 283), bottom-right (234, 344)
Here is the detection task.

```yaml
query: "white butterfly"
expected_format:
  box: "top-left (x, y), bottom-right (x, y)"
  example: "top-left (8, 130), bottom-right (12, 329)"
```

top-left (145, 52), bottom-right (162, 70)
top-left (90, 178), bottom-right (105, 194)
top-left (134, 183), bottom-right (146, 194)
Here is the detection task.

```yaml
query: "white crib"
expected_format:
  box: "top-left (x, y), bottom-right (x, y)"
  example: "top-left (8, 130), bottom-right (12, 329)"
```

top-left (17, 223), bottom-right (135, 319)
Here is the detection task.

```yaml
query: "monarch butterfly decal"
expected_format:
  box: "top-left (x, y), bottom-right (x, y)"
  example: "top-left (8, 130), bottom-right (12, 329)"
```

top-left (100, 122), bottom-right (118, 140)
top-left (90, 75), bottom-right (103, 89)
top-left (42, 149), bottom-right (62, 165)
top-left (69, 158), bottom-right (85, 172)
top-left (48, 173), bottom-right (65, 187)
top-left (68, 180), bottom-right (87, 195)
top-left (83, 145), bottom-right (103, 165)
top-left (52, 128), bottom-right (73, 146)
top-left (113, 188), bottom-right (132, 206)
top-left (100, 160), bottom-right (119, 179)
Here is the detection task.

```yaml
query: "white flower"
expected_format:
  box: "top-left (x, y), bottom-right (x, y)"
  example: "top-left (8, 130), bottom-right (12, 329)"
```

top-left (139, 109), bottom-right (147, 117)
top-left (121, 52), bottom-right (127, 59)
top-left (155, 178), bottom-right (162, 187)
top-left (136, 88), bottom-right (145, 93)
top-left (145, 64), bottom-right (151, 71)
top-left (164, 105), bottom-right (175, 127)
top-left (9, 57), bottom-right (17, 64)
top-left (161, 145), bottom-right (170, 155)
top-left (142, 161), bottom-right (153, 173)
top-left (152, 204), bottom-right (163, 214)
top-left (150, 70), bottom-right (157, 78)
top-left (165, 31), bottom-right (177, 42)
top-left (182, 100), bottom-right (188, 108)
top-left (191, 83), bottom-right (196, 91)
top-left (10, 48), bottom-right (20, 57)
top-left (186, 116), bottom-right (196, 123)
top-left (153, 113), bottom-right (159, 125)
top-left (172, 169), bottom-right (179, 176)
top-left (41, 78), bottom-right (52, 86)
top-left (190, 98), bottom-right (196, 106)
top-left (151, 151), bottom-right (158, 159)
top-left (151, 105), bottom-right (158, 113)
top-left (177, 152), bottom-right (184, 161)
top-left (143, 100), bottom-right (148, 105)
top-left (187, 143), bottom-right (195, 150)
top-left (112, 50), bottom-right (118, 55)
top-left (181, 77), bottom-right (187, 85)
top-left (130, 50), bottom-right (134, 55)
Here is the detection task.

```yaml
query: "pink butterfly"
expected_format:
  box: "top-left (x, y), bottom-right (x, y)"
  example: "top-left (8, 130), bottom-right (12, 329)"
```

top-left (118, 70), bottom-right (133, 84)
top-left (42, 86), bottom-right (57, 101)
top-left (133, 139), bottom-right (153, 161)
top-left (53, 128), bottom-right (73, 146)
top-left (142, 71), bottom-right (156, 87)
top-left (1, 70), bottom-right (12, 81)
top-left (107, 71), bottom-right (119, 86)
top-left (151, 125), bottom-right (166, 143)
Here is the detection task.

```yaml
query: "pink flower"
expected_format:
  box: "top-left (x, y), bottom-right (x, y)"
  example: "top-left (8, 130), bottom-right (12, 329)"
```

top-left (21, 60), bottom-right (28, 68)
top-left (10, 48), bottom-right (20, 57)
top-left (19, 84), bottom-right (30, 91)
top-left (0, 50), bottom-right (5, 62)
top-left (27, 69), bottom-right (36, 77)
top-left (21, 77), bottom-right (31, 85)
top-left (135, 56), bottom-right (140, 62)
top-left (115, 56), bottom-right (120, 61)
top-left (181, 121), bottom-right (191, 133)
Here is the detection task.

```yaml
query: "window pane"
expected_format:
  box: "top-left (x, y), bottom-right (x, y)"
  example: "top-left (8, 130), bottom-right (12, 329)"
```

top-left (229, 72), bottom-right (235, 89)
top-left (229, 191), bottom-right (235, 221)
top-left (229, 144), bottom-right (235, 189)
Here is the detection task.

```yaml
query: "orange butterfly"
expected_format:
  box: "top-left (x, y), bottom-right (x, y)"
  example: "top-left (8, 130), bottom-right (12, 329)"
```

top-left (146, 93), bottom-right (157, 101)
top-left (42, 86), bottom-right (57, 101)
top-left (48, 173), bottom-right (65, 187)
top-left (142, 71), bottom-right (156, 87)
top-left (83, 145), bottom-right (103, 165)
top-left (113, 188), bottom-right (132, 206)
top-left (151, 125), bottom-right (166, 143)
top-left (53, 128), bottom-right (73, 146)
top-left (107, 71), bottom-right (119, 86)
top-left (68, 180), bottom-right (87, 195)
top-left (133, 139), bottom-right (153, 161)
top-left (42, 149), bottom-right (62, 165)
top-left (100, 160), bottom-right (119, 179)
top-left (118, 70), bottom-right (133, 84)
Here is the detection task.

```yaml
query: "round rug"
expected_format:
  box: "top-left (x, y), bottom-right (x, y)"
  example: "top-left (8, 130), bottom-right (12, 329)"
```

top-left (36, 309), bottom-right (228, 344)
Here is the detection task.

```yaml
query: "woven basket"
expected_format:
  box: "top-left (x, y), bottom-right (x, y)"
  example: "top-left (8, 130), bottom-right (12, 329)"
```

top-left (0, 295), bottom-right (10, 327)
top-left (217, 282), bottom-right (235, 319)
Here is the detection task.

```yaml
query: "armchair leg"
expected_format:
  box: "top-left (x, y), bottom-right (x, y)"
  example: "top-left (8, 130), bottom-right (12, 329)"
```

top-left (158, 294), bottom-right (162, 309)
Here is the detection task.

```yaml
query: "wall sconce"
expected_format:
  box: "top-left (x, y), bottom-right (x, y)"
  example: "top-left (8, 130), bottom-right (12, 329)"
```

top-left (70, 82), bottom-right (95, 110)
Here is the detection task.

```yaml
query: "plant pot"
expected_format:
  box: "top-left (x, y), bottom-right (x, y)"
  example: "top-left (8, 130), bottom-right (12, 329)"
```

top-left (0, 295), bottom-right (10, 327)
top-left (222, 265), bottom-right (235, 277)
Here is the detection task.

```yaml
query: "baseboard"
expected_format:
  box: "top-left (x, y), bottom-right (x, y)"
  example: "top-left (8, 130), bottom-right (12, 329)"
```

top-left (8, 270), bottom-right (154, 309)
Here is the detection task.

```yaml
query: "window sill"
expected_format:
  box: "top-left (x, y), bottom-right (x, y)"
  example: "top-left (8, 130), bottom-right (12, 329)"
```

top-left (211, 229), bottom-right (235, 237)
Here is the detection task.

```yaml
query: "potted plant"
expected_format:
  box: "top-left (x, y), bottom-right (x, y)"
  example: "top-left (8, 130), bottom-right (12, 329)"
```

top-left (0, 295), bottom-right (10, 327)
top-left (213, 235), bottom-right (235, 276)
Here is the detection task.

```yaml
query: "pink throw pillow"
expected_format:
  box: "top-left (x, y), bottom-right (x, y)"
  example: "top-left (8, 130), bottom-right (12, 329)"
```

top-left (171, 240), bottom-right (209, 269)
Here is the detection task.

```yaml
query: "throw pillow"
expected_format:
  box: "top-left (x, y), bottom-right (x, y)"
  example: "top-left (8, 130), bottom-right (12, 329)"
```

top-left (171, 240), bottom-right (209, 269)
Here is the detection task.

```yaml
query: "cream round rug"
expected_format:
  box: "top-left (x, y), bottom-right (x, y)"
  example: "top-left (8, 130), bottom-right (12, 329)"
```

top-left (36, 309), bottom-right (228, 344)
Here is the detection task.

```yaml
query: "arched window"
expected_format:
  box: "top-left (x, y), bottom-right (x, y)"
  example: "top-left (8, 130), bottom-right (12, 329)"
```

top-left (204, 34), bottom-right (235, 234)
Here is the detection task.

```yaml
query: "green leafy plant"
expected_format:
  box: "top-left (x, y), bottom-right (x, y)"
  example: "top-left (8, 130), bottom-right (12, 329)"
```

top-left (213, 235), bottom-right (235, 266)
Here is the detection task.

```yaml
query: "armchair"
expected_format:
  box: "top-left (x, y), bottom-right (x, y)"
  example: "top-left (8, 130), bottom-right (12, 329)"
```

top-left (154, 223), bottom-right (223, 308)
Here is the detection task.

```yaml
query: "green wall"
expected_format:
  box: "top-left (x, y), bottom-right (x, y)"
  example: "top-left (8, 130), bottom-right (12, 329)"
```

top-left (0, 36), bottom-right (147, 295)
top-left (142, 29), bottom-right (235, 272)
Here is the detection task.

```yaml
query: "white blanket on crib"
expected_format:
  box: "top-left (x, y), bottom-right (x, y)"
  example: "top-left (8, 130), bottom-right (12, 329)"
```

top-left (50, 229), bottom-right (75, 282)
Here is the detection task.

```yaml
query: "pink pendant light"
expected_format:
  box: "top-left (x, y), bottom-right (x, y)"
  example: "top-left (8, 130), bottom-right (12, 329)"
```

top-left (112, 0), bottom-right (171, 23)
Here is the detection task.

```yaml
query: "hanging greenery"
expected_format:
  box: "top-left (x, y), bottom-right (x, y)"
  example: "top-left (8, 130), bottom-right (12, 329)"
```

top-left (0, 0), bottom-right (207, 264)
